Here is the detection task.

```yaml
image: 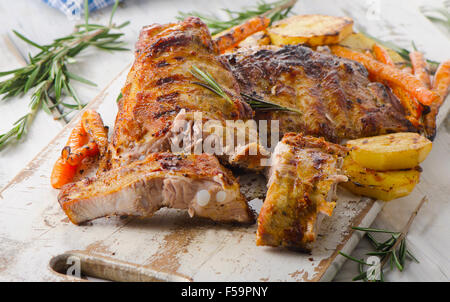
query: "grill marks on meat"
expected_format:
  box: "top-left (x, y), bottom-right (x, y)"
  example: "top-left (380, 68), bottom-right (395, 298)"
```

top-left (110, 17), bottom-right (253, 169)
top-left (59, 153), bottom-right (255, 225)
top-left (257, 133), bottom-right (348, 250)
top-left (59, 18), bottom-right (258, 225)
top-left (223, 45), bottom-right (417, 142)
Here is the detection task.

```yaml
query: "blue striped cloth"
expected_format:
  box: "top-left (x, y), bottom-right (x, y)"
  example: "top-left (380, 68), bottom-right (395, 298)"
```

top-left (42, 0), bottom-right (117, 18)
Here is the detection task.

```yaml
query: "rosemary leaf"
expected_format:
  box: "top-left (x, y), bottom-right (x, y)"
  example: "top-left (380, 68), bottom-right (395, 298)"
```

top-left (406, 250), bottom-right (420, 263)
top-left (13, 30), bottom-right (47, 50)
top-left (190, 65), bottom-right (234, 104)
top-left (178, 0), bottom-right (297, 35)
top-left (391, 250), bottom-right (403, 271)
top-left (352, 226), bottom-right (401, 234)
top-left (241, 93), bottom-right (302, 114)
top-left (0, 0), bottom-right (128, 148)
top-left (399, 238), bottom-right (407, 267)
top-left (339, 252), bottom-right (372, 266)
top-left (65, 72), bottom-right (97, 86)
top-left (190, 65), bottom-right (302, 113)
top-left (116, 92), bottom-right (123, 103)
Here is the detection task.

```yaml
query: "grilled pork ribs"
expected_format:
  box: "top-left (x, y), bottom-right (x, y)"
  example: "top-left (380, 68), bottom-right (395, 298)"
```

top-left (224, 45), bottom-right (417, 143)
top-left (257, 133), bottom-right (348, 250)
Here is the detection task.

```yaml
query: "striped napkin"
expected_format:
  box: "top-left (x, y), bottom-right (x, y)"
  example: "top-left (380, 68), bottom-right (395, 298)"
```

top-left (42, 0), bottom-right (117, 18)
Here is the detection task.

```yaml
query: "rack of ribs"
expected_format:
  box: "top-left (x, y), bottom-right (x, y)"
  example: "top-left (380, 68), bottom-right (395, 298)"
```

top-left (223, 45), bottom-right (417, 143)
top-left (57, 17), bottom-right (259, 225)
top-left (105, 17), bottom-right (261, 172)
top-left (257, 133), bottom-right (348, 250)
top-left (59, 153), bottom-right (254, 225)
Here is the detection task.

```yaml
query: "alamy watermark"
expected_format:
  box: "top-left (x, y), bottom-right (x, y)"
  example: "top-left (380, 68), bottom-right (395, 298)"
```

top-left (168, 110), bottom-right (279, 166)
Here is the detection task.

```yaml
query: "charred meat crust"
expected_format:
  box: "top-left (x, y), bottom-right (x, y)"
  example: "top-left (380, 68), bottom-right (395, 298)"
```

top-left (257, 133), bottom-right (347, 250)
top-left (110, 17), bottom-right (253, 169)
top-left (223, 45), bottom-right (417, 142)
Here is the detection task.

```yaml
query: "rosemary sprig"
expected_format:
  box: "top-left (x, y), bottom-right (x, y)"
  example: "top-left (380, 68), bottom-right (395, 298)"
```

top-left (177, 0), bottom-right (297, 35)
top-left (0, 0), bottom-right (129, 150)
top-left (339, 196), bottom-right (427, 282)
top-left (190, 65), bottom-right (234, 104)
top-left (241, 93), bottom-right (302, 114)
top-left (190, 66), bottom-right (301, 113)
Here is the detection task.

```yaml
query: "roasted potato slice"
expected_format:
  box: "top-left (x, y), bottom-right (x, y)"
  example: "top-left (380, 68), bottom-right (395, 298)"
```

top-left (341, 157), bottom-right (421, 201)
top-left (347, 132), bottom-right (432, 171)
top-left (339, 32), bottom-right (405, 64)
top-left (268, 14), bottom-right (353, 47)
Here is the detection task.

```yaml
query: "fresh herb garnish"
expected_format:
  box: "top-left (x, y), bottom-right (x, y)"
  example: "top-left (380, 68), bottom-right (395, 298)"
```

top-left (339, 196), bottom-right (426, 281)
top-left (0, 0), bottom-right (129, 149)
top-left (191, 66), bottom-right (301, 113)
top-left (241, 93), bottom-right (302, 114)
top-left (190, 65), bottom-right (234, 105)
top-left (177, 0), bottom-right (297, 35)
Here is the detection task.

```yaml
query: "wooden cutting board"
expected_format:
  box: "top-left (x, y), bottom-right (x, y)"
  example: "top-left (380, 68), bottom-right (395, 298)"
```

top-left (0, 0), bottom-right (449, 282)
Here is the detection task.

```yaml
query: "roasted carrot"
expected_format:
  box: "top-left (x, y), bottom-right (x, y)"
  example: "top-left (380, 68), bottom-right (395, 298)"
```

top-left (330, 45), bottom-right (440, 106)
top-left (432, 60), bottom-right (450, 106)
top-left (65, 120), bottom-right (88, 150)
top-left (81, 110), bottom-right (108, 154)
top-left (214, 16), bottom-right (270, 53)
top-left (421, 61), bottom-right (450, 140)
top-left (372, 43), bottom-right (394, 66)
top-left (50, 158), bottom-right (78, 189)
top-left (410, 51), bottom-right (432, 88)
top-left (51, 110), bottom-right (108, 188)
top-left (372, 44), bottom-right (422, 126)
top-left (66, 141), bottom-right (99, 166)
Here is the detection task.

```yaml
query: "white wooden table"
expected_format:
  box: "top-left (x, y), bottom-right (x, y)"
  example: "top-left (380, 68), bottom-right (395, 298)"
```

top-left (0, 0), bottom-right (448, 281)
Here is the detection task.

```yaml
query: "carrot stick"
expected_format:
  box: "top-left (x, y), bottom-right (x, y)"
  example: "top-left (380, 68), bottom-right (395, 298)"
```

top-left (422, 61), bottom-right (450, 139)
top-left (330, 45), bottom-right (440, 106)
top-left (65, 120), bottom-right (88, 150)
top-left (51, 158), bottom-right (78, 189)
top-left (66, 141), bottom-right (99, 166)
top-left (432, 60), bottom-right (450, 106)
top-left (372, 44), bottom-right (422, 126)
top-left (81, 110), bottom-right (108, 154)
top-left (214, 16), bottom-right (270, 53)
top-left (410, 51), bottom-right (432, 88)
top-left (373, 43), bottom-right (394, 66)
top-left (51, 110), bottom-right (108, 188)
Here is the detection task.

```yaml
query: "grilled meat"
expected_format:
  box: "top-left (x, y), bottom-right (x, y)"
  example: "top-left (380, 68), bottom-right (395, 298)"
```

top-left (257, 133), bottom-right (348, 250)
top-left (58, 18), bottom-right (260, 225)
top-left (106, 17), bottom-right (256, 172)
top-left (59, 153), bottom-right (254, 225)
top-left (223, 45), bottom-right (417, 143)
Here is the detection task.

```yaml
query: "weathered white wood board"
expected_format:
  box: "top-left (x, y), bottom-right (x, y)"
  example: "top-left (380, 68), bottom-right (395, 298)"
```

top-left (0, 0), bottom-right (449, 281)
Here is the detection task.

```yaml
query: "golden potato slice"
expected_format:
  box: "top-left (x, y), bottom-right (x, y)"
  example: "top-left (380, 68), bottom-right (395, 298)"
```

top-left (347, 132), bottom-right (432, 171)
top-left (268, 14), bottom-right (354, 47)
top-left (341, 157), bottom-right (421, 201)
top-left (339, 32), bottom-right (405, 64)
